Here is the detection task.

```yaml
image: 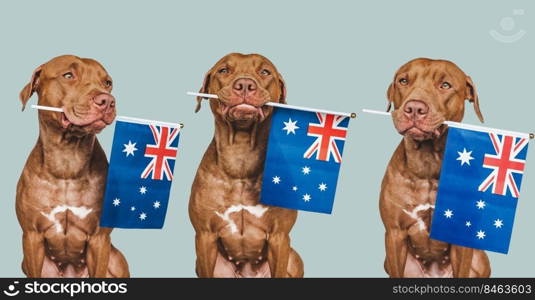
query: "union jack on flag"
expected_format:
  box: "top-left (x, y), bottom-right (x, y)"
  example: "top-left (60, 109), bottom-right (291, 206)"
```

top-left (478, 133), bottom-right (527, 198)
top-left (100, 116), bottom-right (181, 229)
top-left (304, 113), bottom-right (348, 163)
top-left (141, 125), bottom-right (179, 181)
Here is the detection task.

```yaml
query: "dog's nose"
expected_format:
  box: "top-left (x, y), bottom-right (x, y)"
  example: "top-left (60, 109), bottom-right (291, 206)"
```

top-left (233, 78), bottom-right (257, 97)
top-left (92, 93), bottom-right (116, 111)
top-left (403, 100), bottom-right (429, 120)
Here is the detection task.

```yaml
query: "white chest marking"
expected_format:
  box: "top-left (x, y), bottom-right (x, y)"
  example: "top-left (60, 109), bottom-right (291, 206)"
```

top-left (215, 205), bottom-right (268, 234)
top-left (40, 205), bottom-right (93, 233)
top-left (402, 203), bottom-right (435, 231)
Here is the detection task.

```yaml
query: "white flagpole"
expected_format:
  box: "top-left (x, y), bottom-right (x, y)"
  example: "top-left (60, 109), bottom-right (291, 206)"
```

top-left (31, 105), bottom-right (63, 112)
top-left (30, 105), bottom-right (184, 128)
top-left (116, 116), bottom-right (183, 129)
top-left (187, 91), bottom-right (357, 119)
top-left (444, 121), bottom-right (531, 140)
top-left (362, 109), bottom-right (391, 116)
top-left (362, 108), bottom-right (534, 139)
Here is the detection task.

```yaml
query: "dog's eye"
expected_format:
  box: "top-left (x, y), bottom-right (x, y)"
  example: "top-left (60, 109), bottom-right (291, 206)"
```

top-left (440, 82), bottom-right (452, 89)
top-left (104, 80), bottom-right (113, 87)
top-left (218, 68), bottom-right (229, 74)
top-left (399, 78), bottom-right (408, 85)
top-left (63, 72), bottom-right (74, 79)
top-left (260, 69), bottom-right (271, 76)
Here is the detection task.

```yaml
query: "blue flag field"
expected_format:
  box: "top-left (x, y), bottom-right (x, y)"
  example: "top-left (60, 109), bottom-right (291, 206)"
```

top-left (260, 107), bottom-right (351, 214)
top-left (430, 123), bottom-right (530, 254)
top-left (100, 116), bottom-right (181, 229)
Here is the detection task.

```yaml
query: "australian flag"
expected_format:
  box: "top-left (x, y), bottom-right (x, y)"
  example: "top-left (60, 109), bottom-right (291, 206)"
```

top-left (260, 107), bottom-right (351, 214)
top-left (430, 124), bottom-right (530, 253)
top-left (100, 116), bottom-right (181, 229)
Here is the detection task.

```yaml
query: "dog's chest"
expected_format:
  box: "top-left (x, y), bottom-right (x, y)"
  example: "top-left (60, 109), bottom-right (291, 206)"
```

top-left (34, 177), bottom-right (102, 236)
top-left (215, 203), bottom-right (270, 260)
top-left (33, 178), bottom-right (102, 261)
top-left (400, 177), bottom-right (450, 260)
top-left (211, 179), bottom-right (272, 259)
top-left (216, 204), bottom-right (270, 234)
top-left (399, 177), bottom-right (439, 231)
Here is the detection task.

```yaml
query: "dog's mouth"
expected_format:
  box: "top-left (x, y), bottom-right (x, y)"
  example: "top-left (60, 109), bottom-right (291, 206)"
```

top-left (221, 102), bottom-right (268, 122)
top-left (394, 117), bottom-right (445, 141)
top-left (391, 108), bottom-right (446, 141)
top-left (399, 125), bottom-right (442, 141)
top-left (61, 108), bottom-right (115, 134)
top-left (216, 85), bottom-right (272, 124)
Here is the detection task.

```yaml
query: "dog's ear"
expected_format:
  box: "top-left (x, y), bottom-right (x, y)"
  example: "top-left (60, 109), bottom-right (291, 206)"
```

top-left (386, 82), bottom-right (395, 112)
top-left (465, 76), bottom-right (484, 123)
top-left (195, 71), bottom-right (211, 113)
top-left (278, 73), bottom-right (287, 104)
top-left (19, 65), bottom-right (43, 111)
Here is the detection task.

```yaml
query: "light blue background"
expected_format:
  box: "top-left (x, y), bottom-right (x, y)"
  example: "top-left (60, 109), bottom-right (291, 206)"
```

top-left (0, 0), bottom-right (533, 277)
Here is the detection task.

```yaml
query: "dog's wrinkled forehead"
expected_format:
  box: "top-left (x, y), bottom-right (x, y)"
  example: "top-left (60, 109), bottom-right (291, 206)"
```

top-left (397, 59), bottom-right (466, 85)
top-left (41, 55), bottom-right (109, 79)
top-left (211, 53), bottom-right (278, 76)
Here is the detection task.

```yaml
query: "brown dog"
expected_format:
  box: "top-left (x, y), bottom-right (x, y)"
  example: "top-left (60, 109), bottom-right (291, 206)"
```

top-left (16, 55), bottom-right (129, 277)
top-left (189, 53), bottom-right (304, 278)
top-left (380, 58), bottom-right (491, 277)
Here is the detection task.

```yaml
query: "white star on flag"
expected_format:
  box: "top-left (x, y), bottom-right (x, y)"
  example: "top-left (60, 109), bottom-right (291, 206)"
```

top-left (302, 166), bottom-right (311, 175)
top-left (476, 230), bottom-right (486, 239)
top-left (131, 206), bottom-right (136, 211)
top-left (318, 183), bottom-right (327, 191)
top-left (139, 186), bottom-right (147, 194)
top-left (303, 194), bottom-right (311, 202)
top-left (292, 186), bottom-right (298, 191)
top-left (153, 201), bottom-right (161, 209)
top-left (139, 212), bottom-right (147, 220)
top-left (466, 221), bottom-right (472, 227)
top-left (494, 219), bottom-right (503, 228)
top-left (123, 140), bottom-right (138, 157)
top-left (112, 198), bottom-right (121, 206)
top-left (272, 176), bottom-right (281, 184)
top-left (282, 118), bottom-right (300, 135)
top-left (456, 148), bottom-right (474, 166)
top-left (444, 209), bottom-right (453, 218)
top-left (476, 200), bottom-right (486, 209)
